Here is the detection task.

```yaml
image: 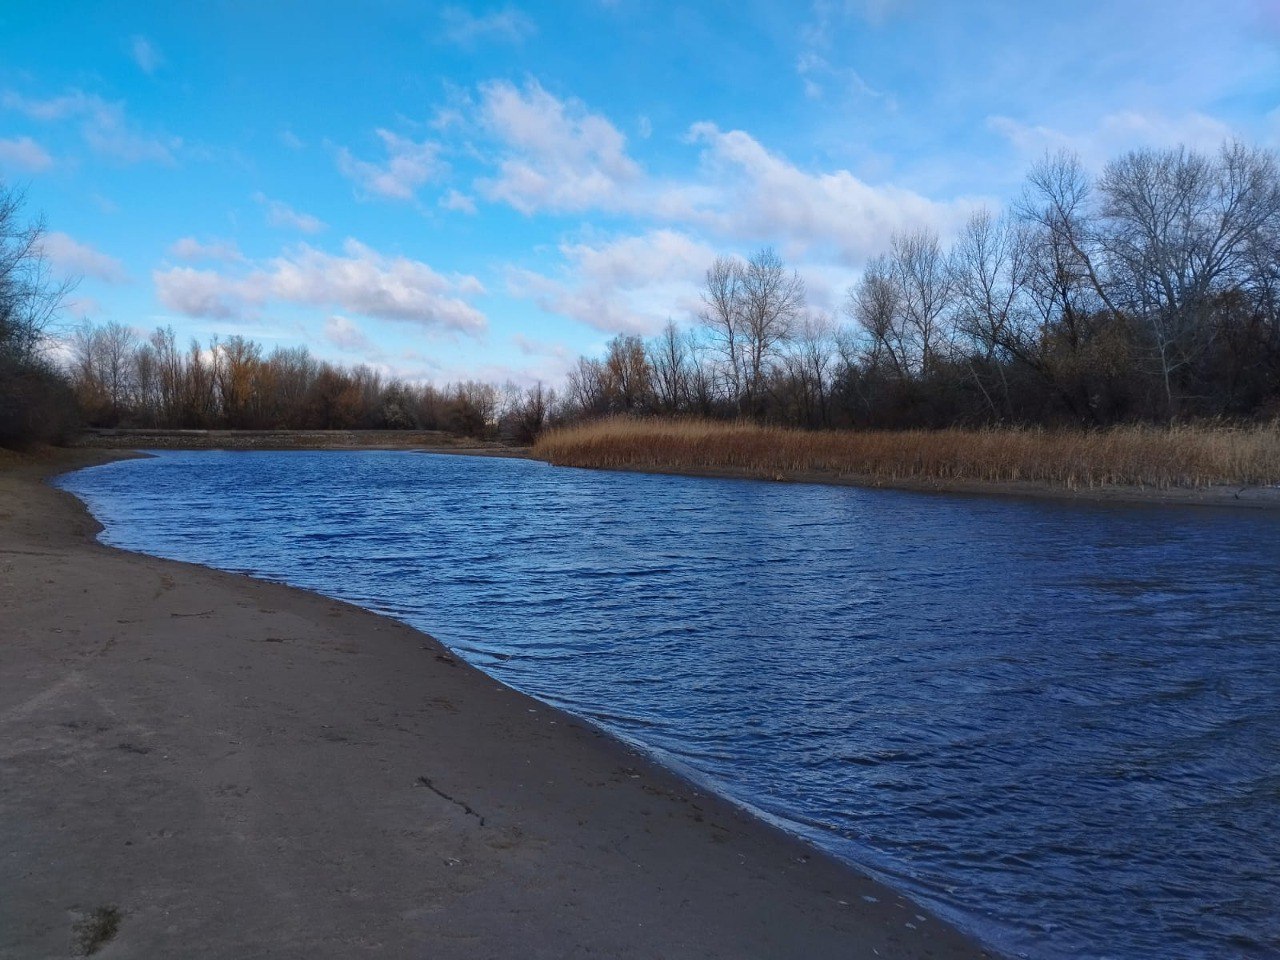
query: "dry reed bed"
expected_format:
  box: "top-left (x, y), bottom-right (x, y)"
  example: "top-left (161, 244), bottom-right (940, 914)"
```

top-left (532, 418), bottom-right (1280, 489)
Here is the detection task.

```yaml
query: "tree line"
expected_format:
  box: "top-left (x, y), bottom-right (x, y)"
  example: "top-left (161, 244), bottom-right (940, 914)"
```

top-left (4, 138), bottom-right (1279, 449)
top-left (68, 321), bottom-right (553, 442)
top-left (565, 141), bottom-right (1280, 429)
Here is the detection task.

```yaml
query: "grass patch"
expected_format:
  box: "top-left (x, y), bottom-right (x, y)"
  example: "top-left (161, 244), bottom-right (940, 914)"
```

top-left (533, 418), bottom-right (1280, 490)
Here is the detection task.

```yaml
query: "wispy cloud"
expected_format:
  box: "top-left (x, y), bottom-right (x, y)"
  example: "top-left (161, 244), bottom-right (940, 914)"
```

top-left (42, 232), bottom-right (129, 283)
top-left (987, 111), bottom-right (1239, 168)
top-left (323, 315), bottom-right (378, 354)
top-left (439, 189), bottom-right (478, 214)
top-left (130, 35), bottom-right (163, 74)
top-left (2, 88), bottom-right (180, 164)
top-left (253, 192), bottom-right (327, 234)
top-left (439, 6), bottom-right (536, 46)
top-left (0, 135), bottom-right (53, 172)
top-left (169, 237), bottom-right (246, 263)
top-left (508, 229), bottom-right (714, 336)
top-left (334, 130), bottom-right (441, 201)
top-left (795, 51), bottom-right (887, 104)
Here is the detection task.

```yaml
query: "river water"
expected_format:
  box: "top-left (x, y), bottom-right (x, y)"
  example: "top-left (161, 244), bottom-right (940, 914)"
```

top-left (58, 450), bottom-right (1280, 959)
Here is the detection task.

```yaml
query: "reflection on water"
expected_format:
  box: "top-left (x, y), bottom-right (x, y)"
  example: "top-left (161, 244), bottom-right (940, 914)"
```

top-left (59, 450), bottom-right (1280, 960)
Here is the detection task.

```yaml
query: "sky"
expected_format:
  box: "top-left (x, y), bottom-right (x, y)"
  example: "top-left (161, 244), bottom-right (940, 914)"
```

top-left (1, 1), bottom-right (1278, 387)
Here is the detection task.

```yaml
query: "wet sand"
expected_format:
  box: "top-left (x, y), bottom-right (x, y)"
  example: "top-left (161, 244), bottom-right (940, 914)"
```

top-left (0, 449), bottom-right (990, 959)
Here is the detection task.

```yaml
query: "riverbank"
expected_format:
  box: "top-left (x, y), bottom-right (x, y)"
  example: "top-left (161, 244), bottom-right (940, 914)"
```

top-left (74, 427), bottom-right (526, 455)
top-left (0, 447), bottom-right (989, 959)
top-left (533, 418), bottom-right (1280, 510)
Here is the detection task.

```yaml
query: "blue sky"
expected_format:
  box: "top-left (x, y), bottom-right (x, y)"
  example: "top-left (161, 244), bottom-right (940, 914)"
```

top-left (2, 1), bottom-right (1277, 386)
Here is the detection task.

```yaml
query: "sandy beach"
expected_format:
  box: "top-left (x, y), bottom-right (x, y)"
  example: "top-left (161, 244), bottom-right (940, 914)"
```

top-left (0, 448), bottom-right (989, 959)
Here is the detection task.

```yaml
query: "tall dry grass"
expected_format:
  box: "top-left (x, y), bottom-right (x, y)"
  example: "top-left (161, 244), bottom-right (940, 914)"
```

top-left (532, 418), bottom-right (1280, 489)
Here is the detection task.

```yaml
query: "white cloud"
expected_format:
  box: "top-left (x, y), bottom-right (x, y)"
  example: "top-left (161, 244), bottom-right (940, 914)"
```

top-left (130, 36), bottom-right (162, 74)
top-left (439, 6), bottom-right (536, 46)
top-left (154, 239), bottom-right (488, 334)
top-left (439, 189), bottom-right (478, 214)
top-left (154, 267), bottom-right (244, 318)
top-left (2, 88), bottom-right (180, 164)
top-left (169, 237), bottom-right (245, 263)
top-left (0, 136), bottom-right (53, 172)
top-left (335, 130), bottom-right (441, 201)
top-left (42, 232), bottom-right (129, 283)
top-left (684, 123), bottom-right (975, 262)
top-left (266, 240), bottom-right (486, 330)
top-left (508, 229), bottom-right (715, 335)
top-left (461, 81), bottom-right (964, 263)
top-left (323, 315), bottom-right (377, 353)
top-left (476, 79), bottom-right (643, 214)
top-left (253, 192), bottom-right (327, 233)
top-left (279, 129), bottom-right (305, 150)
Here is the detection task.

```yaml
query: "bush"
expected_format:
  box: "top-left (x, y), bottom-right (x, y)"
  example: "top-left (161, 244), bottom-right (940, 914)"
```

top-left (0, 353), bottom-right (79, 448)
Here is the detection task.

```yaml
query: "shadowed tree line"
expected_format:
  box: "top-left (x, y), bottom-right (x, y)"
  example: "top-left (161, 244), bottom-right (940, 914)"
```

top-left (564, 142), bottom-right (1280, 429)
top-left (67, 322), bottom-right (553, 442)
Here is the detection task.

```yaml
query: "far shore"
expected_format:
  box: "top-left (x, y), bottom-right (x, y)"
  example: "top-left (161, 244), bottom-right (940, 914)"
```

top-left (52, 427), bottom-right (1280, 509)
top-left (533, 418), bottom-right (1280, 511)
top-left (548, 459), bottom-right (1280, 511)
top-left (73, 426), bottom-right (530, 456)
top-left (0, 446), bottom-right (989, 959)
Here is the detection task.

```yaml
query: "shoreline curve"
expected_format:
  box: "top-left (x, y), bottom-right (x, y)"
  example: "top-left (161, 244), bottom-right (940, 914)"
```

top-left (1, 447), bottom-right (992, 959)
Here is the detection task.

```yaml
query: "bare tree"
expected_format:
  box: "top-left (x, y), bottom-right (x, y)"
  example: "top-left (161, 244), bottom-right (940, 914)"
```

top-left (698, 255), bottom-right (745, 408)
top-left (1017, 151), bottom-right (1121, 321)
top-left (888, 229), bottom-right (952, 377)
top-left (215, 335), bottom-right (262, 428)
top-left (648, 319), bottom-right (690, 413)
top-left (786, 312), bottom-right (836, 427)
top-left (949, 209), bottom-right (1034, 417)
top-left (1015, 152), bottom-right (1130, 423)
top-left (847, 254), bottom-right (909, 381)
top-left (501, 381), bottom-right (551, 443)
top-left (149, 326), bottom-right (184, 426)
top-left (603, 334), bottom-right (653, 412)
top-left (69, 319), bottom-right (137, 422)
top-left (0, 184), bottom-right (73, 362)
top-left (738, 247), bottom-right (804, 415)
top-left (1098, 141), bottom-right (1280, 416)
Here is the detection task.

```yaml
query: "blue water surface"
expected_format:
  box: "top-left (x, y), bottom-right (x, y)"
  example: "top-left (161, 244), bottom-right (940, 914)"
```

top-left (58, 451), bottom-right (1280, 959)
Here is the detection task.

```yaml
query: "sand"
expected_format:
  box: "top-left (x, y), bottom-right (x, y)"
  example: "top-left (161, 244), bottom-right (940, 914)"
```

top-left (0, 449), bottom-right (990, 959)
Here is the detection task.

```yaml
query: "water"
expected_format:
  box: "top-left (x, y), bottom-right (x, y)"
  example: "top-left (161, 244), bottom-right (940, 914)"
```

top-left (57, 450), bottom-right (1280, 960)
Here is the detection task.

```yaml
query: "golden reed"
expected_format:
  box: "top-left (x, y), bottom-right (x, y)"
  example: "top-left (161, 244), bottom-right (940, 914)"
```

top-left (533, 418), bottom-right (1280, 489)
